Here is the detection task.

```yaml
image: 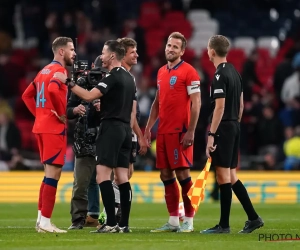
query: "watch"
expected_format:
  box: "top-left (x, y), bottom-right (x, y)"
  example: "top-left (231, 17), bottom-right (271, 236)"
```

top-left (208, 131), bottom-right (217, 137)
top-left (65, 78), bottom-right (75, 88)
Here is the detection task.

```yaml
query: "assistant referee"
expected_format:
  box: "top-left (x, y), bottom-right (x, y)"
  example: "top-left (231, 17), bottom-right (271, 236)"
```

top-left (200, 35), bottom-right (264, 234)
top-left (54, 40), bottom-right (136, 234)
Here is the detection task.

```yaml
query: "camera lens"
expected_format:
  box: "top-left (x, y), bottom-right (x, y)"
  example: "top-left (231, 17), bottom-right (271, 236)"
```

top-left (77, 77), bottom-right (86, 86)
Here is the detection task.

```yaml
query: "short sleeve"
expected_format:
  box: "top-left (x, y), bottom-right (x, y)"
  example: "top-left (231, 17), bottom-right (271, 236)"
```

top-left (95, 73), bottom-right (116, 95)
top-left (186, 67), bottom-right (200, 95)
top-left (212, 73), bottom-right (226, 99)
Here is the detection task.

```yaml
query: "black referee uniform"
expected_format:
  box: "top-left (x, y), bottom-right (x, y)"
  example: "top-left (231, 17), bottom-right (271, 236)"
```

top-left (129, 72), bottom-right (140, 164)
top-left (210, 62), bottom-right (243, 168)
top-left (95, 66), bottom-right (136, 168)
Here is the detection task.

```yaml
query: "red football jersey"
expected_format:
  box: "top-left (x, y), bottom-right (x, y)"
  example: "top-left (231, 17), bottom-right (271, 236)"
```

top-left (22, 61), bottom-right (68, 134)
top-left (157, 61), bottom-right (200, 134)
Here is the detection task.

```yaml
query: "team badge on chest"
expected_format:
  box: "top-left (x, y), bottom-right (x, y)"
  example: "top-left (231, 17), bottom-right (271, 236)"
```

top-left (169, 76), bottom-right (177, 89)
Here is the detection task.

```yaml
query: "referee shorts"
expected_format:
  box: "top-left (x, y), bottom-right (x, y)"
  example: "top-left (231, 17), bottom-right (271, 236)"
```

top-left (211, 121), bottom-right (240, 169)
top-left (95, 120), bottom-right (132, 168)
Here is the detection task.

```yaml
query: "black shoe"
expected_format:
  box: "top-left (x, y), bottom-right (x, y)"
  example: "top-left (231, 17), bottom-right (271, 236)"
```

top-left (119, 226), bottom-right (132, 233)
top-left (200, 225), bottom-right (230, 234)
top-left (90, 224), bottom-right (120, 233)
top-left (68, 218), bottom-right (85, 230)
top-left (239, 216), bottom-right (264, 233)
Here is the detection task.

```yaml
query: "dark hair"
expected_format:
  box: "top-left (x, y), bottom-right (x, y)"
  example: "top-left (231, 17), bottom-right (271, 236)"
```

top-left (52, 37), bottom-right (73, 53)
top-left (117, 37), bottom-right (137, 53)
top-left (208, 35), bottom-right (230, 57)
top-left (94, 56), bottom-right (101, 68)
top-left (104, 40), bottom-right (125, 61)
top-left (168, 32), bottom-right (187, 50)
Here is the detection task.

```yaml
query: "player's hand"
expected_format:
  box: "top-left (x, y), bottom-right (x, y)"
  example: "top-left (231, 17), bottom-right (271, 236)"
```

top-left (73, 104), bottom-right (86, 116)
top-left (206, 136), bottom-right (217, 158)
top-left (181, 130), bottom-right (194, 149)
top-left (53, 72), bottom-right (67, 83)
top-left (51, 110), bottom-right (67, 124)
top-left (144, 128), bottom-right (151, 146)
top-left (93, 99), bottom-right (101, 111)
top-left (138, 136), bottom-right (149, 155)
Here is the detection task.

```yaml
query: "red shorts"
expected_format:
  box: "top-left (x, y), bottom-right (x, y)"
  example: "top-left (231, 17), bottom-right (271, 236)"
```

top-left (156, 133), bottom-right (193, 169)
top-left (35, 133), bottom-right (67, 166)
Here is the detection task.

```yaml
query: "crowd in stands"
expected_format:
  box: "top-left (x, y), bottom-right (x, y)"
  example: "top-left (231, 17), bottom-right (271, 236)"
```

top-left (0, 0), bottom-right (300, 171)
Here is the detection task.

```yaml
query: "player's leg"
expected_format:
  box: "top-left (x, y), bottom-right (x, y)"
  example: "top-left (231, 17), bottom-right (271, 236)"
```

top-left (34, 134), bottom-right (45, 230)
top-left (172, 133), bottom-right (194, 232)
top-left (86, 159), bottom-right (100, 227)
top-left (114, 123), bottom-right (132, 233)
top-left (128, 140), bottom-right (137, 180)
top-left (150, 134), bottom-right (180, 233)
top-left (38, 133), bottom-right (67, 233)
top-left (230, 123), bottom-right (263, 233)
top-left (90, 121), bottom-right (124, 233)
top-left (201, 122), bottom-right (234, 234)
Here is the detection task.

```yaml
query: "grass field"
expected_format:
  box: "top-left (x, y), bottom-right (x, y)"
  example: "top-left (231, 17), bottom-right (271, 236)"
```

top-left (0, 202), bottom-right (300, 250)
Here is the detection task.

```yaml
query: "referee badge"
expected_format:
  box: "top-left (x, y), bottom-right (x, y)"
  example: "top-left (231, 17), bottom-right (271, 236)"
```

top-left (170, 76), bottom-right (177, 86)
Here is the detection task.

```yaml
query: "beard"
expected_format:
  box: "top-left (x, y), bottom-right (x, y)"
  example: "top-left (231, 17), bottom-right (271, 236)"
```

top-left (165, 53), bottom-right (179, 63)
top-left (64, 56), bottom-right (73, 67)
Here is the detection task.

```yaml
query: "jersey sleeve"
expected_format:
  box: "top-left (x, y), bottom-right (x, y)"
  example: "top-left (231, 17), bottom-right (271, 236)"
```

top-left (48, 67), bottom-right (67, 116)
top-left (95, 73), bottom-right (116, 95)
top-left (22, 82), bottom-right (37, 117)
top-left (186, 67), bottom-right (200, 95)
top-left (212, 73), bottom-right (226, 99)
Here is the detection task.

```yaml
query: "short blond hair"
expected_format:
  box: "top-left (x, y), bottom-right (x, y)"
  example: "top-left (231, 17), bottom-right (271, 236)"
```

top-left (52, 37), bottom-right (73, 53)
top-left (168, 32), bottom-right (187, 50)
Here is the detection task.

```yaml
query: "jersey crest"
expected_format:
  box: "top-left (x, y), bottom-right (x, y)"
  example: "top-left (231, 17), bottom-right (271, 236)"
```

top-left (170, 76), bottom-right (177, 86)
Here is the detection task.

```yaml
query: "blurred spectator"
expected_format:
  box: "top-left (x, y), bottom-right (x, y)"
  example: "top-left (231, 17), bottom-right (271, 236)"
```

top-left (255, 105), bottom-right (284, 149)
top-left (273, 50), bottom-right (294, 109)
top-left (241, 49), bottom-right (263, 101)
top-left (0, 53), bottom-right (25, 109)
top-left (0, 100), bottom-right (22, 171)
top-left (283, 126), bottom-right (300, 170)
top-left (281, 52), bottom-right (300, 106)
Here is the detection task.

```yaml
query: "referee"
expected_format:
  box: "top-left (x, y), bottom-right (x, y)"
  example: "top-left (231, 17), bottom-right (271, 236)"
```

top-left (200, 35), bottom-right (264, 234)
top-left (54, 40), bottom-right (136, 233)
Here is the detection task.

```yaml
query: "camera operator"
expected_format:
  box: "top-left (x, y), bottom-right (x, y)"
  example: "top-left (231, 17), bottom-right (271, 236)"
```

top-left (67, 56), bottom-right (102, 230)
top-left (54, 40), bottom-right (139, 233)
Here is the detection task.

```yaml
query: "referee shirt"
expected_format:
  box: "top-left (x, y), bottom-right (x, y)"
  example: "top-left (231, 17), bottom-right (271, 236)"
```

top-left (209, 62), bottom-right (243, 122)
top-left (95, 66), bottom-right (136, 124)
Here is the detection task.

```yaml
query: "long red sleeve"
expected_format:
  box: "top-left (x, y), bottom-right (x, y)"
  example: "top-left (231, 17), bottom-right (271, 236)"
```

top-left (48, 80), bottom-right (65, 116)
top-left (22, 82), bottom-right (36, 117)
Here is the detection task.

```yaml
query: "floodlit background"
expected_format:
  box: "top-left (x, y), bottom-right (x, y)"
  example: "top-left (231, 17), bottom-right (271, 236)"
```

top-left (0, 0), bottom-right (300, 203)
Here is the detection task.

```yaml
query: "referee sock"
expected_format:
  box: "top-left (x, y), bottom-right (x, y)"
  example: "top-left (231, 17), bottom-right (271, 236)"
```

top-left (218, 183), bottom-right (232, 228)
top-left (41, 178), bottom-right (58, 219)
top-left (163, 178), bottom-right (180, 226)
top-left (179, 177), bottom-right (194, 218)
top-left (99, 180), bottom-right (116, 226)
top-left (232, 180), bottom-right (258, 221)
top-left (118, 182), bottom-right (132, 227)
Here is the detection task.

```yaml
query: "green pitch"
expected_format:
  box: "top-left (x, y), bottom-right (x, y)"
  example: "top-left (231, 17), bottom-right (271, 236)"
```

top-left (0, 203), bottom-right (299, 250)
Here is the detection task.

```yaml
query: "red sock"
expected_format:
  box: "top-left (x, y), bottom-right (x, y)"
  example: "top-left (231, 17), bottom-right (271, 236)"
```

top-left (163, 178), bottom-right (180, 216)
top-left (38, 177), bottom-right (46, 210)
top-left (179, 177), bottom-right (194, 217)
top-left (41, 178), bottom-right (58, 218)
